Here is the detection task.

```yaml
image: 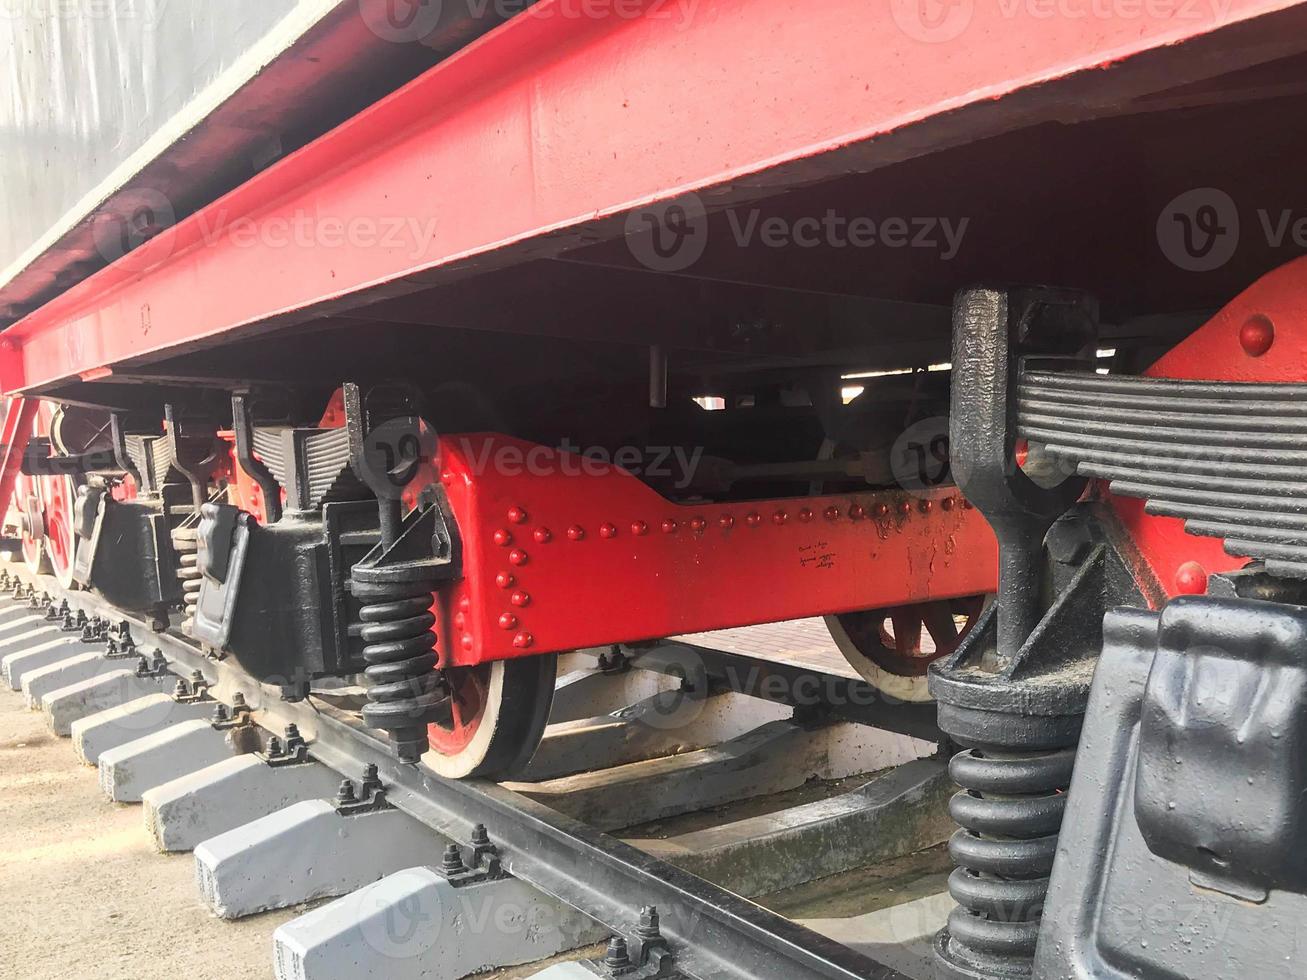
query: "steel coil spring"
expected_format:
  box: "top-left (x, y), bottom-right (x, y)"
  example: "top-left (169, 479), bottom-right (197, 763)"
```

top-left (171, 526), bottom-right (201, 631)
top-left (353, 576), bottom-right (444, 762)
top-left (944, 744), bottom-right (1077, 967)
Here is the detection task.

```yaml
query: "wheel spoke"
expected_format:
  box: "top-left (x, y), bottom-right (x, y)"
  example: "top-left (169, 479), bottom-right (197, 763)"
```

top-left (921, 603), bottom-right (960, 652)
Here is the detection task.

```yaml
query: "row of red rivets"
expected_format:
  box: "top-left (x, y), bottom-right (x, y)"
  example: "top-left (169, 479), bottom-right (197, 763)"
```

top-left (504, 508), bottom-right (535, 651)
top-left (459, 594), bottom-right (475, 652)
top-left (648, 497), bottom-right (970, 531)
top-left (487, 492), bottom-right (972, 652)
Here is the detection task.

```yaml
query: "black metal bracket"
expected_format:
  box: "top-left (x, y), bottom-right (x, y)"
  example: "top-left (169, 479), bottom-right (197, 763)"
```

top-left (434, 827), bottom-right (508, 888)
top-left (173, 670), bottom-right (213, 704)
top-left (134, 650), bottom-right (171, 678)
top-left (259, 724), bottom-right (312, 767)
top-left (210, 693), bottom-right (253, 730)
top-left (333, 763), bottom-right (393, 815)
top-left (109, 413), bottom-right (144, 489)
top-left (930, 286), bottom-right (1109, 980)
top-left (230, 391), bottom-right (283, 524)
top-left (163, 404), bottom-right (224, 514)
top-left (20, 436), bottom-right (118, 476)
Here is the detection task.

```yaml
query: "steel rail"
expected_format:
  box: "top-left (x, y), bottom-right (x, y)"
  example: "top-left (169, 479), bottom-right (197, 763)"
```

top-left (40, 579), bottom-right (910, 980)
top-left (618, 641), bottom-right (942, 743)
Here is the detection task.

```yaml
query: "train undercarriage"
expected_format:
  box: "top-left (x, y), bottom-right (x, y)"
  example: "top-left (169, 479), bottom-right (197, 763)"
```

top-left (6, 3), bottom-right (1307, 979)
top-left (7, 252), bottom-right (1307, 978)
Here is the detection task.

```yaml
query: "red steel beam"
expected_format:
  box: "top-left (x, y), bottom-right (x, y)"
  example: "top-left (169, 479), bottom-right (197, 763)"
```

top-left (0, 397), bottom-right (37, 528)
top-left (4, 0), bottom-right (1306, 392)
top-left (435, 435), bottom-right (997, 665)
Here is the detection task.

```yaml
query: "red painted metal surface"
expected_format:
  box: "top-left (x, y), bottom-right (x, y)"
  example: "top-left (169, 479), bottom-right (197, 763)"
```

top-left (3, 0), bottom-right (1302, 393)
top-left (0, 396), bottom-right (36, 536)
top-left (432, 435), bottom-right (997, 666)
top-left (1108, 254), bottom-right (1307, 595)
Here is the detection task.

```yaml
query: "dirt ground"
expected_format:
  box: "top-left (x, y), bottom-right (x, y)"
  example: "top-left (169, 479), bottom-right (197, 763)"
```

top-left (0, 683), bottom-right (305, 979)
top-left (0, 682), bottom-right (602, 980)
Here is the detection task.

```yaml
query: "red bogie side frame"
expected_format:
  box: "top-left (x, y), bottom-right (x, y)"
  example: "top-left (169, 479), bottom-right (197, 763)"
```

top-left (434, 435), bottom-right (997, 666)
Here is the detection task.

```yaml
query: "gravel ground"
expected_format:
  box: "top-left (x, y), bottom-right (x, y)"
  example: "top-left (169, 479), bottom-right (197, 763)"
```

top-left (0, 683), bottom-right (304, 979)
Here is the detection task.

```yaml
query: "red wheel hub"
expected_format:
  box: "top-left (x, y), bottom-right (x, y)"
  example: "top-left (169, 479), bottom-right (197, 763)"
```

top-left (41, 475), bottom-right (77, 586)
top-left (835, 596), bottom-right (985, 677)
top-left (427, 664), bottom-right (490, 756)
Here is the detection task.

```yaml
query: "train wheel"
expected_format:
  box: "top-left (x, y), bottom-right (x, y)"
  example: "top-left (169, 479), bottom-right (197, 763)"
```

top-left (827, 596), bottom-right (986, 702)
top-left (426, 653), bottom-right (558, 779)
top-left (17, 472), bottom-right (50, 575)
top-left (41, 475), bottom-right (78, 590)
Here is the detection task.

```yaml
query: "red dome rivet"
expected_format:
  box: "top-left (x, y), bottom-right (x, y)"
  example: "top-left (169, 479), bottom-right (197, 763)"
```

top-left (1240, 315), bottom-right (1275, 357)
top-left (631, 520), bottom-right (649, 536)
top-left (534, 527), bottom-right (552, 544)
top-left (511, 591), bottom-right (531, 607)
top-left (849, 505), bottom-right (865, 521)
top-left (661, 519), bottom-right (678, 534)
top-left (459, 595), bottom-right (471, 612)
top-left (941, 497), bottom-right (956, 512)
top-left (495, 572), bottom-right (516, 589)
top-left (898, 501), bottom-right (912, 516)
top-left (824, 506), bottom-right (840, 520)
top-left (798, 508), bottom-right (814, 522)
top-left (919, 499), bottom-right (933, 514)
top-left (773, 510), bottom-right (789, 525)
top-left (567, 525), bottom-right (585, 541)
top-left (962, 499), bottom-right (975, 510)
top-left (493, 528), bottom-right (513, 547)
top-left (719, 514), bottom-right (735, 529)
top-left (499, 613), bottom-right (518, 630)
top-left (690, 517), bottom-right (707, 533)
top-left (873, 503), bottom-right (890, 519)
top-left (745, 513), bottom-right (762, 527)
top-left (599, 523), bottom-right (617, 539)
top-left (507, 506), bottom-right (529, 524)
top-left (508, 549), bottom-right (529, 566)
top-left (1175, 561), bottom-right (1208, 595)
top-left (461, 634), bottom-right (474, 651)
top-left (454, 612), bottom-right (466, 630)
top-left (513, 632), bottom-right (534, 649)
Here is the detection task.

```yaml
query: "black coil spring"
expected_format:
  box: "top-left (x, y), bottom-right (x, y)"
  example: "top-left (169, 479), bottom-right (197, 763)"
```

top-left (353, 576), bottom-right (443, 760)
top-left (171, 526), bottom-right (201, 629)
top-left (944, 744), bottom-right (1077, 968)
